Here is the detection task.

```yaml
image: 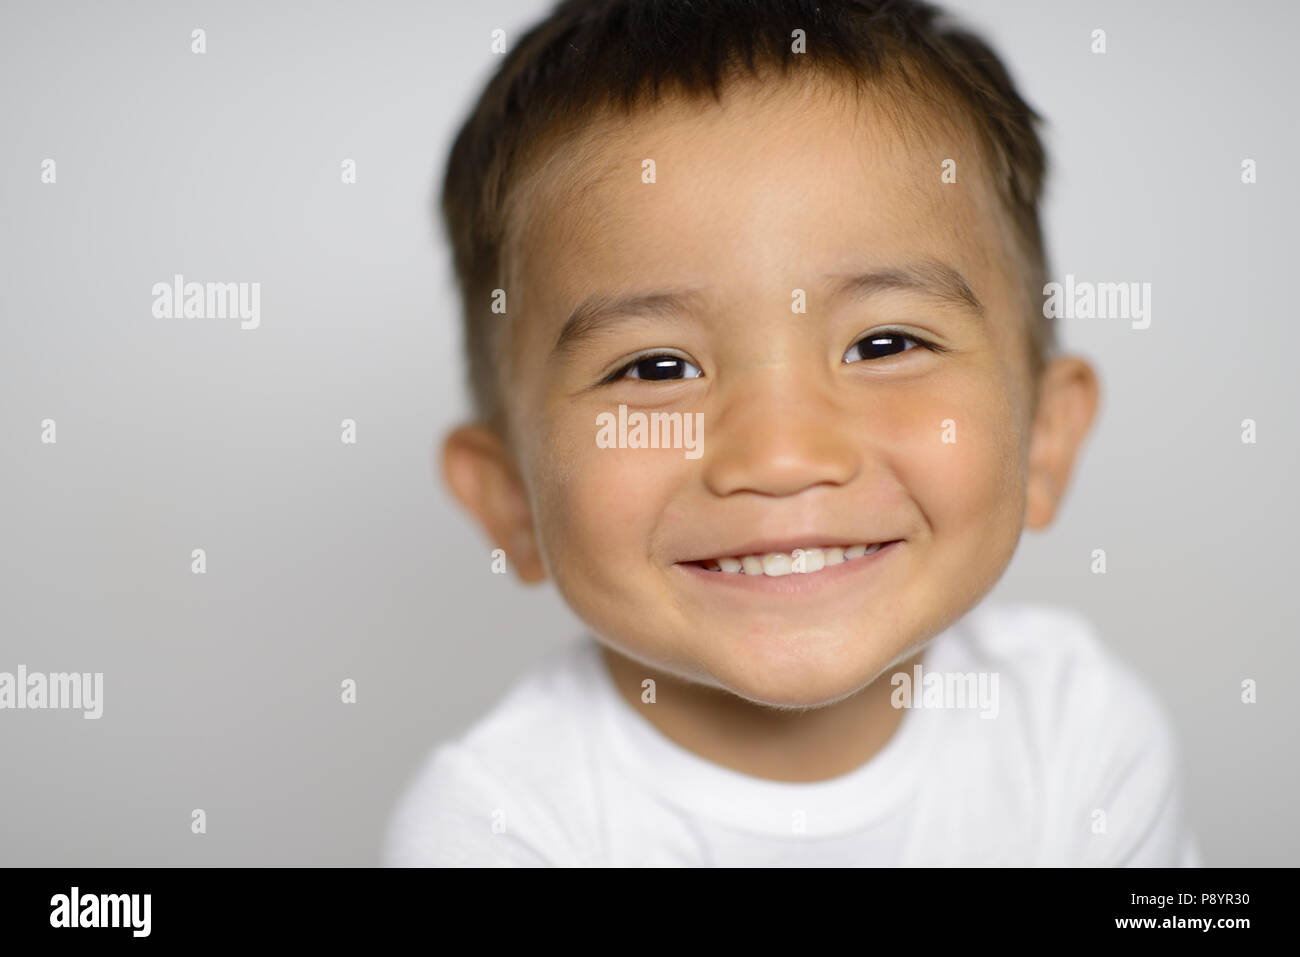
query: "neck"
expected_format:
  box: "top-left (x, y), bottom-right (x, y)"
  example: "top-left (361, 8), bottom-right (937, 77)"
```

top-left (598, 644), bottom-right (923, 782)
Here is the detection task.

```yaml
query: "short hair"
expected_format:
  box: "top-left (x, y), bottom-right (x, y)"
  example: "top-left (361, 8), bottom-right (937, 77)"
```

top-left (441, 0), bottom-right (1053, 430)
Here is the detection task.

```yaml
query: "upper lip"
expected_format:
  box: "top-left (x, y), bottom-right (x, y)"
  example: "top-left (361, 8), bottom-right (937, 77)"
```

top-left (677, 535), bottom-right (899, 564)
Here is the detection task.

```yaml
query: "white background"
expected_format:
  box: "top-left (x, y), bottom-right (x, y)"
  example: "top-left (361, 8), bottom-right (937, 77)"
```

top-left (0, 0), bottom-right (1294, 864)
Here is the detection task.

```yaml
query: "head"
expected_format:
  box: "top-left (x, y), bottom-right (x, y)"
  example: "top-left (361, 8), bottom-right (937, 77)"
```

top-left (441, 0), bottom-right (1098, 707)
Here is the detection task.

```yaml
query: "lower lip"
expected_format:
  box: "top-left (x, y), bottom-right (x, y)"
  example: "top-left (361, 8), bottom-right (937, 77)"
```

top-left (673, 541), bottom-right (902, 596)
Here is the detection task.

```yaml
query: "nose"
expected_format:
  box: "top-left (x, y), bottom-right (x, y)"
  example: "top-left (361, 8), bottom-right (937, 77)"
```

top-left (702, 379), bottom-right (861, 498)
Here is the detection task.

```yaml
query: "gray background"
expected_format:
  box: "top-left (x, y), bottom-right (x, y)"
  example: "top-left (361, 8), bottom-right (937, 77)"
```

top-left (0, 0), bottom-right (1294, 866)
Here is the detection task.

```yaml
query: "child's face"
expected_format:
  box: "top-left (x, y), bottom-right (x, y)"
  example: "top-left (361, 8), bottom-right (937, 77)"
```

top-left (450, 76), bottom-right (1095, 707)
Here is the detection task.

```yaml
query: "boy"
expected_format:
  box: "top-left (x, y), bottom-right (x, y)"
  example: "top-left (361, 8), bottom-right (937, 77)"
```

top-left (384, 0), bottom-right (1199, 865)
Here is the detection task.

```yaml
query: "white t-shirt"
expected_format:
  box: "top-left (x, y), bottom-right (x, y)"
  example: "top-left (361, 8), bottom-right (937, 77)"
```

top-left (383, 602), bottom-right (1200, 866)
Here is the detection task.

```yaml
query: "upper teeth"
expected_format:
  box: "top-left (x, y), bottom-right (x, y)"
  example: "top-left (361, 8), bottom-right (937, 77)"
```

top-left (705, 544), bottom-right (882, 576)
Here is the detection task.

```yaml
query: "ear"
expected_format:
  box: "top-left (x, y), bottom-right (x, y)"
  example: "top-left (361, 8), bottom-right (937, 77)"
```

top-left (1024, 356), bottom-right (1100, 529)
top-left (441, 424), bottom-right (547, 583)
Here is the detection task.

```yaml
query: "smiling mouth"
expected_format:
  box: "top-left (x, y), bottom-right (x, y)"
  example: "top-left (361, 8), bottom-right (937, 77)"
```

top-left (684, 542), bottom-right (902, 578)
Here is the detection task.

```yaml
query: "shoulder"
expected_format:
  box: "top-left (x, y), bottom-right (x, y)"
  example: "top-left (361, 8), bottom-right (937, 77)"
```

top-left (947, 602), bottom-right (1197, 865)
top-left (944, 601), bottom-right (1114, 673)
top-left (382, 638), bottom-right (608, 867)
top-left (947, 602), bottom-right (1170, 733)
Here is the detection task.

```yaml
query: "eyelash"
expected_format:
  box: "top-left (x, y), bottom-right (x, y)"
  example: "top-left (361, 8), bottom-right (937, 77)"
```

top-left (842, 329), bottom-right (943, 364)
top-left (601, 330), bottom-right (942, 384)
top-left (601, 351), bottom-right (703, 384)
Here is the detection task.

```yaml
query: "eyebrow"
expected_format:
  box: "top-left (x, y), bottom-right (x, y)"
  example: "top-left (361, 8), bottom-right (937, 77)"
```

top-left (552, 288), bottom-right (708, 357)
top-left (550, 259), bottom-right (982, 357)
top-left (825, 260), bottom-right (985, 316)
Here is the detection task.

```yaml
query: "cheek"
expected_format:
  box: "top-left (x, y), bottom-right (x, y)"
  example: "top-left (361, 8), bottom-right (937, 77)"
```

top-left (526, 409), bottom-right (682, 591)
top-left (882, 372), bottom-right (1026, 535)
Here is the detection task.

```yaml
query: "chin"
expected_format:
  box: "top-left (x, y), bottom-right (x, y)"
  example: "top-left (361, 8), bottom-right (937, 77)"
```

top-left (708, 638), bottom-right (896, 710)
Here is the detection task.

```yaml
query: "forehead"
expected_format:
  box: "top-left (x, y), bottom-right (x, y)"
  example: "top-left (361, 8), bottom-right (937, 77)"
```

top-left (508, 71), bottom-right (1016, 338)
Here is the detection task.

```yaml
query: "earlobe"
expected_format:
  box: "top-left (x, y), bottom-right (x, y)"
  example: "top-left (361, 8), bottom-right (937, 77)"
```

top-left (441, 424), bottom-right (548, 583)
top-left (1024, 356), bottom-right (1100, 530)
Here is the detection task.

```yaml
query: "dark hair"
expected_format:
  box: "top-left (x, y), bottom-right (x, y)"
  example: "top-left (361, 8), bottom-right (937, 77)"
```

top-left (442, 0), bottom-right (1052, 429)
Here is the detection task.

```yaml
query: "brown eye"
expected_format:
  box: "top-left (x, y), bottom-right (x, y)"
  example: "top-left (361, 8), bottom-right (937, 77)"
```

top-left (613, 354), bottom-right (703, 381)
top-left (843, 332), bottom-right (921, 363)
